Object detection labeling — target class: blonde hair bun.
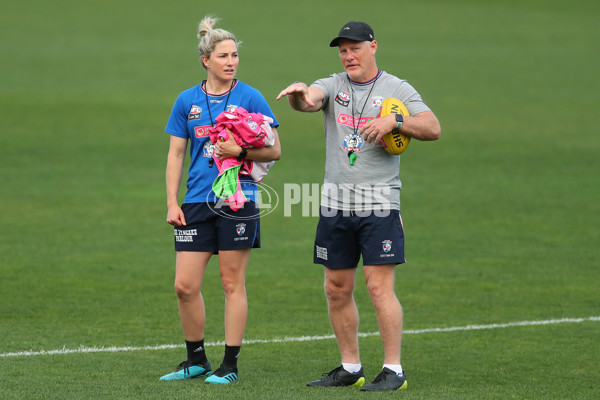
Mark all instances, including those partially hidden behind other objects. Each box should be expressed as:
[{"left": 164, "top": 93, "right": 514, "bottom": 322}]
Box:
[{"left": 197, "top": 16, "right": 218, "bottom": 39}]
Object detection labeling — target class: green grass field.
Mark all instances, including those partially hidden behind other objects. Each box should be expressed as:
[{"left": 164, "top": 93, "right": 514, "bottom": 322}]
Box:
[{"left": 1, "top": 0, "right": 599, "bottom": 398}]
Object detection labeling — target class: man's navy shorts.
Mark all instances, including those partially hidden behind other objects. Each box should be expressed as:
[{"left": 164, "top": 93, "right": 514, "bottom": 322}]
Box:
[
  {"left": 173, "top": 202, "right": 260, "bottom": 252},
  {"left": 314, "top": 207, "right": 406, "bottom": 269}
]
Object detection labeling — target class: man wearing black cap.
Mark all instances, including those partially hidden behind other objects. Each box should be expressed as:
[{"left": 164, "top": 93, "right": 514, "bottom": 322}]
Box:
[{"left": 277, "top": 21, "right": 440, "bottom": 391}]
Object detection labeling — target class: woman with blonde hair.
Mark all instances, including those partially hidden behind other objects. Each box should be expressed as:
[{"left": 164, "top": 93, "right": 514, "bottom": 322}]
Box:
[{"left": 160, "top": 16, "right": 281, "bottom": 385}]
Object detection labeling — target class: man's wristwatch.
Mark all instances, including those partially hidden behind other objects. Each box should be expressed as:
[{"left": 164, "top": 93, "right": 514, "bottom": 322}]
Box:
[
  {"left": 395, "top": 114, "right": 404, "bottom": 130},
  {"left": 237, "top": 147, "right": 248, "bottom": 161}
]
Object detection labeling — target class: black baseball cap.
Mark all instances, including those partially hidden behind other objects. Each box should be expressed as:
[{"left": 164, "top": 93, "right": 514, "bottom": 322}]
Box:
[{"left": 329, "top": 21, "right": 375, "bottom": 47}]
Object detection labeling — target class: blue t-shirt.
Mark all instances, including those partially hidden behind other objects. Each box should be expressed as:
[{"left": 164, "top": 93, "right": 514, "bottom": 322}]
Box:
[{"left": 166, "top": 80, "right": 279, "bottom": 204}]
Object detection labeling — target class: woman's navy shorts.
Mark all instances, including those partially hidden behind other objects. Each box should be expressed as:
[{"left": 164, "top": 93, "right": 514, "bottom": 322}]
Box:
[{"left": 173, "top": 202, "right": 260, "bottom": 252}]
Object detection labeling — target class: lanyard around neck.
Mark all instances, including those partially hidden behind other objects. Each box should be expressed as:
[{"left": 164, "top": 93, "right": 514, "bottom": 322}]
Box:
[
  {"left": 203, "top": 79, "right": 235, "bottom": 127},
  {"left": 347, "top": 72, "right": 379, "bottom": 166},
  {"left": 202, "top": 79, "right": 235, "bottom": 167}
]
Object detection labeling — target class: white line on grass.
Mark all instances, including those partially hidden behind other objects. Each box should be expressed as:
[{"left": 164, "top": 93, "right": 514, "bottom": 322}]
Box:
[{"left": 2, "top": 316, "right": 598, "bottom": 358}]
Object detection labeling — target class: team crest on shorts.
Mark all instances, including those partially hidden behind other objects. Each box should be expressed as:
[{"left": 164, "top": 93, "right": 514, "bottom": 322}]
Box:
[
  {"left": 382, "top": 240, "right": 392, "bottom": 253},
  {"left": 236, "top": 223, "right": 246, "bottom": 236},
  {"left": 343, "top": 134, "right": 363, "bottom": 152}
]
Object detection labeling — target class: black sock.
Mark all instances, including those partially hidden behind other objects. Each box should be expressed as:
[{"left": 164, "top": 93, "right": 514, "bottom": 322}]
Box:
[
  {"left": 185, "top": 339, "right": 207, "bottom": 365},
  {"left": 222, "top": 345, "right": 240, "bottom": 369}
]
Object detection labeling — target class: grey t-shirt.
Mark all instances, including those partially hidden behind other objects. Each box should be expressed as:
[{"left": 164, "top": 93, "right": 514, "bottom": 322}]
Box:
[{"left": 311, "top": 70, "right": 431, "bottom": 211}]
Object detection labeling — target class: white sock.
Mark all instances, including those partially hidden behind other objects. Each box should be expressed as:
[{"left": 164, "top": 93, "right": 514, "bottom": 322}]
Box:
[
  {"left": 383, "top": 364, "right": 404, "bottom": 376},
  {"left": 342, "top": 363, "right": 362, "bottom": 373}
]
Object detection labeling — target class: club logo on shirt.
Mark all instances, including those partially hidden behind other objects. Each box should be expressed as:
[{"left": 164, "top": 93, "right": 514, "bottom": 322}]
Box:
[
  {"left": 335, "top": 90, "right": 350, "bottom": 107},
  {"left": 372, "top": 96, "right": 384, "bottom": 108},
  {"left": 343, "top": 134, "right": 364, "bottom": 152},
  {"left": 188, "top": 105, "right": 202, "bottom": 120}
]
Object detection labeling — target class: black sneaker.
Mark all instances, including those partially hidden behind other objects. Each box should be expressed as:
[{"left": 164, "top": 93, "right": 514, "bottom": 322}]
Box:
[
  {"left": 205, "top": 364, "right": 238, "bottom": 384},
  {"left": 159, "top": 360, "right": 212, "bottom": 380},
  {"left": 307, "top": 365, "right": 365, "bottom": 387},
  {"left": 360, "top": 367, "right": 407, "bottom": 391}
]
